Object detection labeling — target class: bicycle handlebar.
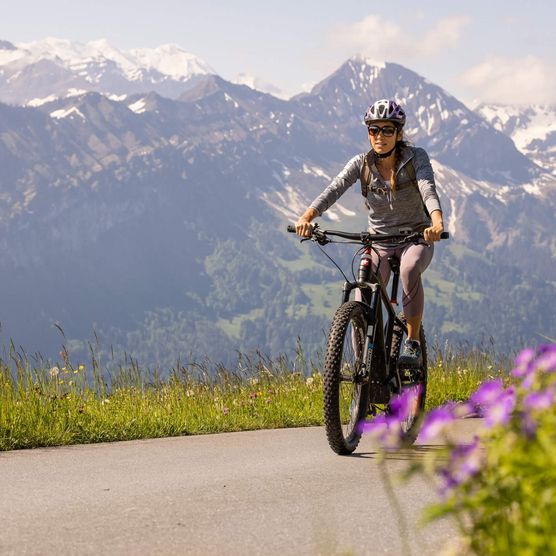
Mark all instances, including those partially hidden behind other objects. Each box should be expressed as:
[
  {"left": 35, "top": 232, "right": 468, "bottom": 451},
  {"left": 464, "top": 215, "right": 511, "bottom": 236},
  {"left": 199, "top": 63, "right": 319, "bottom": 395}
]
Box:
[{"left": 286, "top": 224, "right": 449, "bottom": 243}]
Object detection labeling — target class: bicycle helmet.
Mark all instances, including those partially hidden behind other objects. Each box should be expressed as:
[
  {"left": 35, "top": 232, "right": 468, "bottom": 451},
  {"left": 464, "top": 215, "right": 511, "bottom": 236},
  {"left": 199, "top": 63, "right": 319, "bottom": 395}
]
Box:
[{"left": 364, "top": 99, "right": 406, "bottom": 127}]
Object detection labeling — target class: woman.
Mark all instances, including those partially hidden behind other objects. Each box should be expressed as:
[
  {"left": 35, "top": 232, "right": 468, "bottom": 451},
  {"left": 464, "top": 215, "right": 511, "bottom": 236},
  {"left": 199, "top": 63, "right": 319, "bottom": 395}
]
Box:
[{"left": 295, "top": 99, "right": 444, "bottom": 366}]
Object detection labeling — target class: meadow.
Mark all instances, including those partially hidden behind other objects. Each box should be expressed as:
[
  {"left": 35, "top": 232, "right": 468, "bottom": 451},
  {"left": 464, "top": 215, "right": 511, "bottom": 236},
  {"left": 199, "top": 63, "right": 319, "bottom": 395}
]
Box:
[{"left": 0, "top": 343, "right": 506, "bottom": 451}]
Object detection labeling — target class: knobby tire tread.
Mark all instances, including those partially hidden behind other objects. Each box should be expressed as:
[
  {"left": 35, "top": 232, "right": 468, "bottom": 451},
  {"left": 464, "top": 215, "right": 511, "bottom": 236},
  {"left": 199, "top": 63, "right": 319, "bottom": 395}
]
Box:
[{"left": 323, "top": 301, "right": 370, "bottom": 455}]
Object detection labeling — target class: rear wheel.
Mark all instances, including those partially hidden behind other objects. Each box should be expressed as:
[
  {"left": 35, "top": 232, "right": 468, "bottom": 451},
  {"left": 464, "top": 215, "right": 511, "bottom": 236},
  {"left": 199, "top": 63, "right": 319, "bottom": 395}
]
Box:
[
  {"left": 323, "top": 301, "right": 371, "bottom": 454},
  {"left": 390, "top": 313, "right": 428, "bottom": 444}
]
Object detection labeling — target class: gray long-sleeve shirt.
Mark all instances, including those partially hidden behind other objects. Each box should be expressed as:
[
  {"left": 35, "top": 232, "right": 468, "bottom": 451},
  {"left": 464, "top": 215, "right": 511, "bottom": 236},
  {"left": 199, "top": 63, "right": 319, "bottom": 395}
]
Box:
[{"left": 310, "top": 146, "right": 442, "bottom": 235}]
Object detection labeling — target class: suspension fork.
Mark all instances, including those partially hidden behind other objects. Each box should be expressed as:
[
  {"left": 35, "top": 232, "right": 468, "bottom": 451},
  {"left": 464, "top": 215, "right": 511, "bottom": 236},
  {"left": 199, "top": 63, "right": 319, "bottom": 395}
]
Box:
[
  {"left": 363, "top": 286, "right": 390, "bottom": 403},
  {"left": 384, "top": 256, "right": 401, "bottom": 365}
]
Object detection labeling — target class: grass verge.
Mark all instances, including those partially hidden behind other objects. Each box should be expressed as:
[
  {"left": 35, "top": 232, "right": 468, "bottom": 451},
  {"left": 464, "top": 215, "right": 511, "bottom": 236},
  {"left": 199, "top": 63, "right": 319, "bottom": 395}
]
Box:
[{"left": 0, "top": 345, "right": 507, "bottom": 451}]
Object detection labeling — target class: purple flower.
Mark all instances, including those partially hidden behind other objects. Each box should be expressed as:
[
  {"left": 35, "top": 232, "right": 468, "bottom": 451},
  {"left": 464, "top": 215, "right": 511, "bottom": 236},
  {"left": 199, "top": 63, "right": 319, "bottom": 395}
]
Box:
[
  {"left": 359, "top": 415, "right": 389, "bottom": 437},
  {"left": 523, "top": 388, "right": 555, "bottom": 412},
  {"left": 389, "top": 385, "right": 422, "bottom": 421},
  {"left": 511, "top": 348, "right": 536, "bottom": 377},
  {"left": 470, "top": 379, "right": 504, "bottom": 406},
  {"left": 439, "top": 437, "right": 483, "bottom": 495},
  {"left": 483, "top": 387, "right": 516, "bottom": 428},
  {"left": 419, "top": 405, "right": 456, "bottom": 442},
  {"left": 359, "top": 415, "right": 402, "bottom": 449},
  {"left": 535, "top": 349, "right": 556, "bottom": 374}
]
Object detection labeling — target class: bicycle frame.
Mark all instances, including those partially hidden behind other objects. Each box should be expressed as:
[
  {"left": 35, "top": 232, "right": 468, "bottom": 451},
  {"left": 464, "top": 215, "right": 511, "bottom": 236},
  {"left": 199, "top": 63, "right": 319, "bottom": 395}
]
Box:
[
  {"left": 286, "top": 224, "right": 448, "bottom": 404},
  {"left": 340, "top": 254, "right": 407, "bottom": 403}
]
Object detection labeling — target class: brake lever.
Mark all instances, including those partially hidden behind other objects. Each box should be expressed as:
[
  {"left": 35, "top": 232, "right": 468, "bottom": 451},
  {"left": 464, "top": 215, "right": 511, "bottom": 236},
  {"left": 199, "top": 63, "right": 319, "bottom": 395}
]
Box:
[{"left": 313, "top": 230, "right": 329, "bottom": 245}]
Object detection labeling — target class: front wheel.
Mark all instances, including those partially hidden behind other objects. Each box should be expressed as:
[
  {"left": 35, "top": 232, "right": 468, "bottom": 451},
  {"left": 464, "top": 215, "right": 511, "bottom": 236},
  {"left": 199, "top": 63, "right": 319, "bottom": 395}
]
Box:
[
  {"left": 390, "top": 313, "right": 428, "bottom": 445},
  {"left": 323, "top": 301, "right": 371, "bottom": 454}
]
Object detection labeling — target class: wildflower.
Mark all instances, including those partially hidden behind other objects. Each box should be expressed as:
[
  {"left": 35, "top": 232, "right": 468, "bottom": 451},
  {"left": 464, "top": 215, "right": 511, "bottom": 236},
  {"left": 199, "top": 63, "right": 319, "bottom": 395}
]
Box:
[
  {"left": 305, "top": 377, "right": 314, "bottom": 386},
  {"left": 265, "top": 397, "right": 272, "bottom": 404},
  {"left": 389, "top": 386, "right": 422, "bottom": 421},
  {"left": 511, "top": 347, "right": 540, "bottom": 388},
  {"left": 250, "top": 377, "right": 259, "bottom": 386},
  {"left": 483, "top": 387, "right": 516, "bottom": 428},
  {"left": 50, "top": 366, "right": 59, "bottom": 377},
  {"left": 249, "top": 392, "right": 258, "bottom": 399},
  {"left": 101, "top": 398, "right": 110, "bottom": 405},
  {"left": 455, "top": 439, "right": 483, "bottom": 480},
  {"left": 419, "top": 405, "right": 456, "bottom": 442},
  {"left": 222, "top": 407, "right": 230, "bottom": 415},
  {"left": 535, "top": 344, "right": 556, "bottom": 373},
  {"left": 439, "top": 437, "right": 483, "bottom": 495},
  {"left": 523, "top": 388, "right": 555, "bottom": 412},
  {"left": 512, "top": 347, "right": 536, "bottom": 374},
  {"left": 470, "top": 379, "right": 504, "bottom": 407},
  {"left": 359, "top": 415, "right": 402, "bottom": 449},
  {"left": 185, "top": 389, "right": 195, "bottom": 397}
]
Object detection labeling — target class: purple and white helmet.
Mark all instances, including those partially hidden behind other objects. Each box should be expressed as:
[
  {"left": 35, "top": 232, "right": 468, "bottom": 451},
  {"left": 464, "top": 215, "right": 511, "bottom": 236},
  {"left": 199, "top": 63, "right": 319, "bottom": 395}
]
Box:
[{"left": 364, "top": 99, "right": 406, "bottom": 126}]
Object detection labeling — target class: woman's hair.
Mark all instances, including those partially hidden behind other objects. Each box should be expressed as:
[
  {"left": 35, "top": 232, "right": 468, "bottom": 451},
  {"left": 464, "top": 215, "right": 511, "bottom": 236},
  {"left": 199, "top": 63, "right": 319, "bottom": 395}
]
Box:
[{"left": 389, "top": 131, "right": 411, "bottom": 198}]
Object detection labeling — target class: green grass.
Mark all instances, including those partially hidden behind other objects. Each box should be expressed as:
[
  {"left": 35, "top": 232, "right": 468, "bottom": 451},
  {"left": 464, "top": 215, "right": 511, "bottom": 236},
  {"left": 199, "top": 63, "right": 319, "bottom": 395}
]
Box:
[{"left": 0, "top": 345, "right": 507, "bottom": 451}]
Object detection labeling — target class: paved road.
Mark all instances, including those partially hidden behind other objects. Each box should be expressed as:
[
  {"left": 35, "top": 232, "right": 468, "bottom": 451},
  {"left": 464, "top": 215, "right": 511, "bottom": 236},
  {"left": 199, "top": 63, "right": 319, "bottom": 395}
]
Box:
[{"left": 0, "top": 421, "right": 480, "bottom": 556}]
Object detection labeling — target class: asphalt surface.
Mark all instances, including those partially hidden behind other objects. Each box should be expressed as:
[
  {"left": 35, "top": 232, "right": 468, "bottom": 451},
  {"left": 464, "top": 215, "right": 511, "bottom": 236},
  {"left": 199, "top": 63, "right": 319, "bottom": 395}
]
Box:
[{"left": 0, "top": 420, "right": 480, "bottom": 556}]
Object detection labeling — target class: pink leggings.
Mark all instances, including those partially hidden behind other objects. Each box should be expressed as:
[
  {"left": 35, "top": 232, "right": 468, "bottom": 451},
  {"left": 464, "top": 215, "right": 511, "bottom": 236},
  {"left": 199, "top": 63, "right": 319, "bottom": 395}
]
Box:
[{"left": 355, "top": 241, "right": 434, "bottom": 318}]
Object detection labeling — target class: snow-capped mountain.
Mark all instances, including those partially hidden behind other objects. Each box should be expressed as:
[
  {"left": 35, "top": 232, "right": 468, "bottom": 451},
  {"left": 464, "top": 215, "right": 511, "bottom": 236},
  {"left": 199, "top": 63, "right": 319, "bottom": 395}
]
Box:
[
  {"left": 232, "top": 73, "right": 288, "bottom": 99},
  {"left": 0, "top": 52, "right": 554, "bottom": 365},
  {"left": 475, "top": 103, "right": 556, "bottom": 174},
  {"left": 0, "top": 38, "right": 216, "bottom": 104},
  {"left": 292, "top": 56, "right": 539, "bottom": 184}
]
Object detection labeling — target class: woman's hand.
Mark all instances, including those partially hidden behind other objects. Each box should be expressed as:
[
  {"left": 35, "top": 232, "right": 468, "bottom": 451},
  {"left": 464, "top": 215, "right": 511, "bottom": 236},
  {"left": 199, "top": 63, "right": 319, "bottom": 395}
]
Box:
[
  {"left": 296, "top": 208, "right": 318, "bottom": 237},
  {"left": 423, "top": 210, "right": 444, "bottom": 242}
]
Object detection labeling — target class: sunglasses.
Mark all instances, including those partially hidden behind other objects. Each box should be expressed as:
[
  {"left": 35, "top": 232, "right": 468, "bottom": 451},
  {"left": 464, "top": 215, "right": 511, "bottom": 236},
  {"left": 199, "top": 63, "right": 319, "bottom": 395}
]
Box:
[{"left": 367, "top": 125, "right": 398, "bottom": 137}]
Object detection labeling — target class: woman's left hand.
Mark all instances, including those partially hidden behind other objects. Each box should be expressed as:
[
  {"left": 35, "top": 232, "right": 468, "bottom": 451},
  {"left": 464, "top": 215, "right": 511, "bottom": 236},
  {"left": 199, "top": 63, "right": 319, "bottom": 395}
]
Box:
[
  {"left": 423, "top": 224, "right": 444, "bottom": 242},
  {"left": 423, "top": 210, "right": 444, "bottom": 242}
]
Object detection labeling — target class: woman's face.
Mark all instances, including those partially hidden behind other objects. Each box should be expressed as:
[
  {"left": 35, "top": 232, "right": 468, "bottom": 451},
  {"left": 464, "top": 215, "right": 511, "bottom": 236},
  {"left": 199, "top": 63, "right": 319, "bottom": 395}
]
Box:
[{"left": 367, "top": 122, "right": 400, "bottom": 155}]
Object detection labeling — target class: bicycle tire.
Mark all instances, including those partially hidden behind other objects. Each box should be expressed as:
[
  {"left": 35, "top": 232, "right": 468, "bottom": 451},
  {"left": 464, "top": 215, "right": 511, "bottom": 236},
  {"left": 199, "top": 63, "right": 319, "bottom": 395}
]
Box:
[
  {"left": 323, "top": 301, "right": 371, "bottom": 455},
  {"left": 390, "top": 312, "right": 428, "bottom": 445}
]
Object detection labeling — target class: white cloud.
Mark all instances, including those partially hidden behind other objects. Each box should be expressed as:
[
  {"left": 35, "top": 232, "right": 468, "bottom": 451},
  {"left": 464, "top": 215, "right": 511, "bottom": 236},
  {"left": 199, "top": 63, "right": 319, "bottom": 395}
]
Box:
[
  {"left": 461, "top": 56, "right": 556, "bottom": 105},
  {"left": 330, "top": 15, "right": 470, "bottom": 61}
]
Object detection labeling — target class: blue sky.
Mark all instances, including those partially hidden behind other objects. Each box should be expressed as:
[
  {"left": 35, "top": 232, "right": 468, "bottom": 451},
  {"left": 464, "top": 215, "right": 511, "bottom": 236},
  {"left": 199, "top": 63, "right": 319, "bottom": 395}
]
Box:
[{"left": 3, "top": 0, "right": 555, "bottom": 104}]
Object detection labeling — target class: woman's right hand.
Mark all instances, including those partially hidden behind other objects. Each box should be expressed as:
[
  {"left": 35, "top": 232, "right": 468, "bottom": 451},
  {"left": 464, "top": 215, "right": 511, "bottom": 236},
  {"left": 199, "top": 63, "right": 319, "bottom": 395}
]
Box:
[
  {"left": 295, "top": 208, "right": 318, "bottom": 237},
  {"left": 295, "top": 217, "right": 314, "bottom": 237}
]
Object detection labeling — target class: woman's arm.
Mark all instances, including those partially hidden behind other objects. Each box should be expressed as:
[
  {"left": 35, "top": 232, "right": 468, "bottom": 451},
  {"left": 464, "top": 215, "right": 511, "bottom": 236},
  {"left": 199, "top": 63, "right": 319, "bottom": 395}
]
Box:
[
  {"left": 295, "top": 154, "right": 364, "bottom": 237},
  {"left": 424, "top": 209, "right": 444, "bottom": 242},
  {"left": 413, "top": 148, "right": 444, "bottom": 241},
  {"left": 413, "top": 148, "right": 442, "bottom": 217}
]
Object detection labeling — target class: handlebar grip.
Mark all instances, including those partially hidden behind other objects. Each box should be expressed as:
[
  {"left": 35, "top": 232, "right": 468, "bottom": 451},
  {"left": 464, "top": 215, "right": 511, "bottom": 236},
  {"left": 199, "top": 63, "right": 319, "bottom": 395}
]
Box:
[
  {"left": 287, "top": 225, "right": 296, "bottom": 233},
  {"left": 440, "top": 232, "right": 450, "bottom": 239}
]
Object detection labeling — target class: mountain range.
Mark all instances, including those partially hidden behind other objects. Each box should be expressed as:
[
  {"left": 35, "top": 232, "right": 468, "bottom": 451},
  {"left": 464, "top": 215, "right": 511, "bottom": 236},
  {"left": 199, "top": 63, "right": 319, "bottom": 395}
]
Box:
[{"left": 0, "top": 38, "right": 554, "bottom": 368}]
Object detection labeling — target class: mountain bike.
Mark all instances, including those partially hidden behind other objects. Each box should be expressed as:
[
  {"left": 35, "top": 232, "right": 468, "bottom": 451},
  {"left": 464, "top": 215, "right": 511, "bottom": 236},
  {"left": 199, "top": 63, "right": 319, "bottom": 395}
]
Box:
[{"left": 287, "top": 224, "right": 449, "bottom": 454}]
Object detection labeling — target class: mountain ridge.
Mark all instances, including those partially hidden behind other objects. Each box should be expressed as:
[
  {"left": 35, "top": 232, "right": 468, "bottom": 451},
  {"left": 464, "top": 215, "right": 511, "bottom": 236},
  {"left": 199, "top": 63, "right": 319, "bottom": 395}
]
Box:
[{"left": 0, "top": 52, "right": 554, "bottom": 366}]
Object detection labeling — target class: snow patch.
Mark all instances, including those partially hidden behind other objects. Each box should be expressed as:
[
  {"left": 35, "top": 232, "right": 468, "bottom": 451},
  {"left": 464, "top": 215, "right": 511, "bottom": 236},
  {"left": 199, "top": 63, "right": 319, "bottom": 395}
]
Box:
[
  {"left": 128, "top": 98, "right": 147, "bottom": 114},
  {"left": 27, "top": 94, "right": 58, "bottom": 107},
  {"left": 223, "top": 92, "right": 239, "bottom": 108},
  {"left": 523, "top": 183, "right": 542, "bottom": 196},
  {"left": 302, "top": 164, "right": 331, "bottom": 180},
  {"left": 50, "top": 106, "right": 86, "bottom": 120}
]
